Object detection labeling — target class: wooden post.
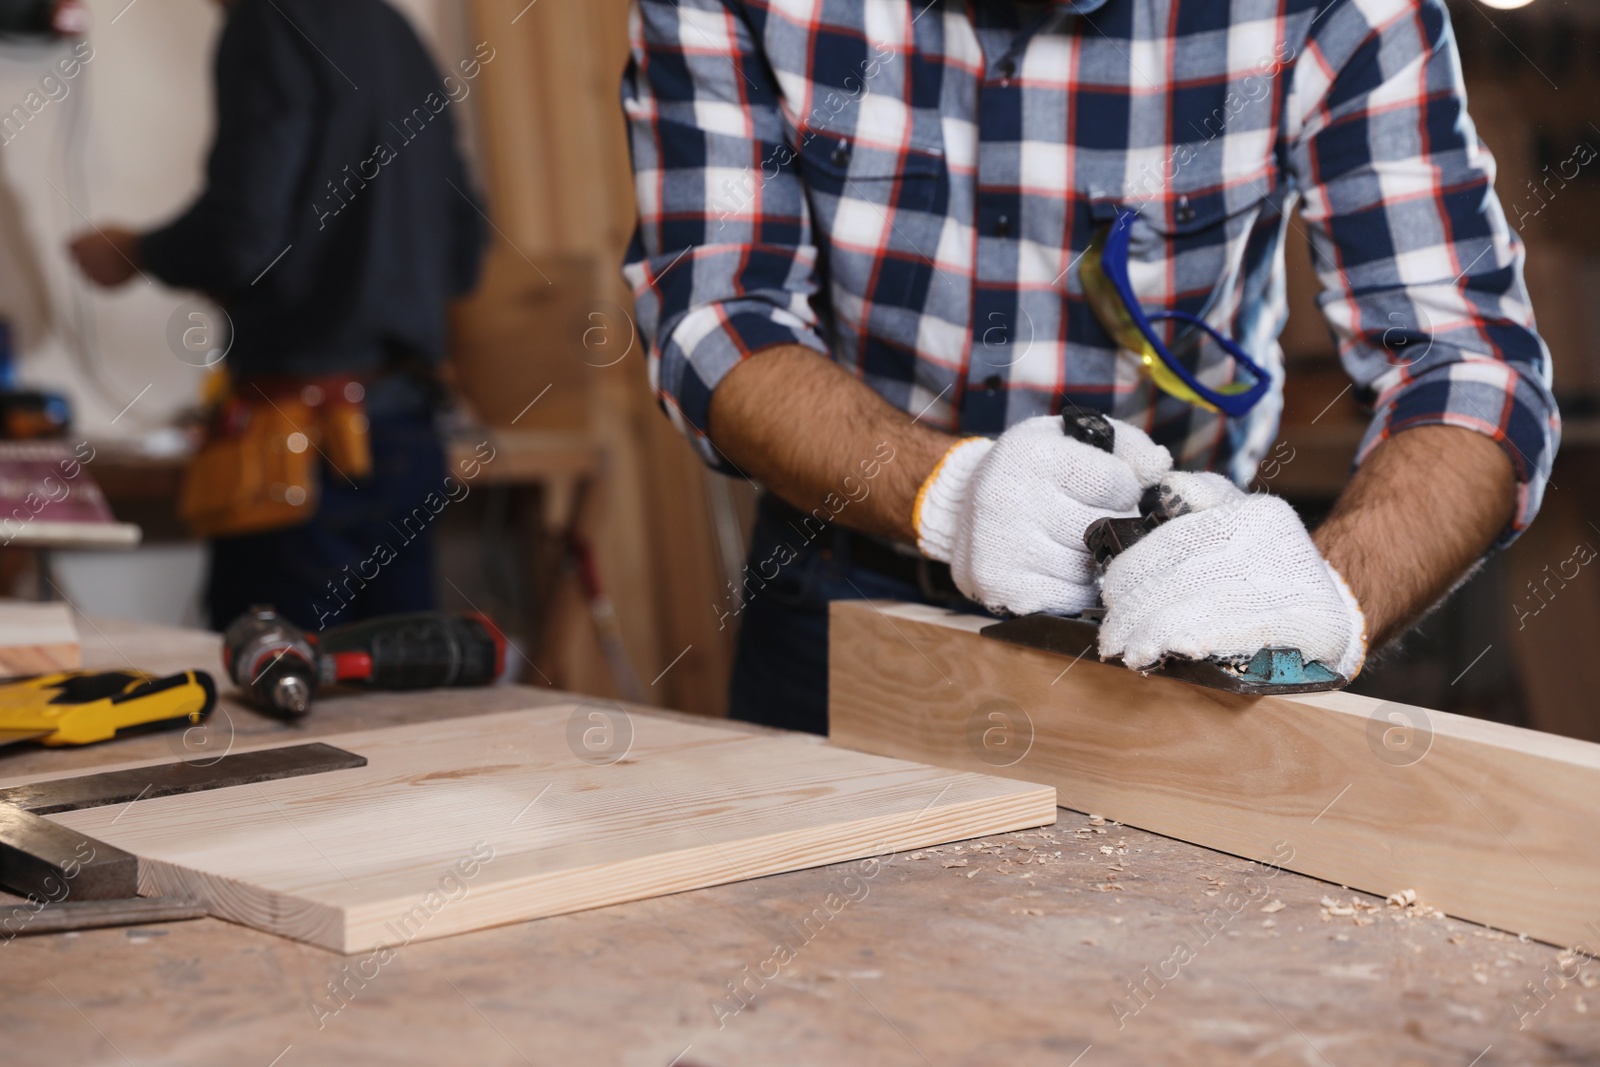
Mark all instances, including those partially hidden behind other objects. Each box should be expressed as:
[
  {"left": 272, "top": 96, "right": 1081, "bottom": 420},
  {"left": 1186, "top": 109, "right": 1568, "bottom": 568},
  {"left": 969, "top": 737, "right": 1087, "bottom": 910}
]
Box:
[
  {"left": 829, "top": 600, "right": 1600, "bottom": 948},
  {"left": 457, "top": 0, "right": 743, "bottom": 712}
]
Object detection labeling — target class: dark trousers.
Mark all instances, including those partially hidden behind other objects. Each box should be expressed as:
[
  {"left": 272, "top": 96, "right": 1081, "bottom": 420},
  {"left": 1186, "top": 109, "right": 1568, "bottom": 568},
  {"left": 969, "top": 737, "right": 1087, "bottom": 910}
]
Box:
[
  {"left": 206, "top": 406, "right": 447, "bottom": 633},
  {"left": 727, "top": 496, "right": 987, "bottom": 735}
]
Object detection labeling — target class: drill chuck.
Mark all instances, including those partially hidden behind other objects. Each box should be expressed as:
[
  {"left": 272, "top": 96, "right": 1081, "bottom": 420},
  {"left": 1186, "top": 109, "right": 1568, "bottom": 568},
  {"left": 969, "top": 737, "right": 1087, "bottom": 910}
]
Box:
[{"left": 221, "top": 606, "right": 318, "bottom": 718}]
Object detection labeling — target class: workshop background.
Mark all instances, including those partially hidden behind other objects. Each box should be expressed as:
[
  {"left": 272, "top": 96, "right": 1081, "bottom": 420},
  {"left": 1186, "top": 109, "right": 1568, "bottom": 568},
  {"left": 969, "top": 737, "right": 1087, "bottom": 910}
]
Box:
[{"left": 0, "top": 0, "right": 1594, "bottom": 737}]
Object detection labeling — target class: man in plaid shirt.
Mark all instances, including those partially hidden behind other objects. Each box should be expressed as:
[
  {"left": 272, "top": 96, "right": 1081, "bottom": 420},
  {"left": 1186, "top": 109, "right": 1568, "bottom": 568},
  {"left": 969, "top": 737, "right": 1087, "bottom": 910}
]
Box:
[{"left": 623, "top": 0, "right": 1559, "bottom": 733}]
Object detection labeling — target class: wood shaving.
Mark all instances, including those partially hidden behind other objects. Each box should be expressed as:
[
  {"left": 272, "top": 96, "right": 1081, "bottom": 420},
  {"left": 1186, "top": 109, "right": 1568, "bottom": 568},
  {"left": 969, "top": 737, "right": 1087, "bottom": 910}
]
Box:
[
  {"left": 1387, "top": 888, "right": 1417, "bottom": 908},
  {"left": 1320, "top": 895, "right": 1356, "bottom": 917},
  {"left": 1087, "top": 814, "right": 1106, "bottom": 825},
  {"left": 1261, "top": 900, "right": 1286, "bottom": 914},
  {"left": 942, "top": 859, "right": 969, "bottom": 868}
]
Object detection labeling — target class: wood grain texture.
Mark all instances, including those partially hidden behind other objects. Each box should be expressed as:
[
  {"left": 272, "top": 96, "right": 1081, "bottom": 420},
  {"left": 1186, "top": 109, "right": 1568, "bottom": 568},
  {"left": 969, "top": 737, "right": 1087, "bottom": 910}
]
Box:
[
  {"left": 828, "top": 600, "right": 1600, "bottom": 949},
  {"left": 0, "top": 601, "right": 79, "bottom": 677},
  {"left": 33, "top": 706, "right": 1054, "bottom": 953},
  {"left": 6, "top": 619, "right": 1598, "bottom": 1065}
]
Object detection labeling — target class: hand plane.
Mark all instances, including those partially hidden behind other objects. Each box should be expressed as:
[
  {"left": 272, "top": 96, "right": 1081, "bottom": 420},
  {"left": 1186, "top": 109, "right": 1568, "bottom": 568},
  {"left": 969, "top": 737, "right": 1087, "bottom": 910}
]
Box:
[{"left": 979, "top": 413, "right": 1349, "bottom": 696}]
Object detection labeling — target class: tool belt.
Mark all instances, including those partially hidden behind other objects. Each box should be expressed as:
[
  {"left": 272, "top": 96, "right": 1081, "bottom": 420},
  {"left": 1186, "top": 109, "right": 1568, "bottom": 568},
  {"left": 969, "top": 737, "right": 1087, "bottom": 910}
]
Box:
[{"left": 179, "top": 374, "right": 373, "bottom": 539}]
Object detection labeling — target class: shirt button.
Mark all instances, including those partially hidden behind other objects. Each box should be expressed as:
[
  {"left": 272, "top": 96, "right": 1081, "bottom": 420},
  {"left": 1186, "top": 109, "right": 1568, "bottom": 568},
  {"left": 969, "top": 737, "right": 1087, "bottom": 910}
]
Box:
[
  {"left": 993, "top": 215, "right": 1012, "bottom": 238},
  {"left": 830, "top": 142, "right": 850, "bottom": 167},
  {"left": 996, "top": 57, "right": 1016, "bottom": 81},
  {"left": 983, "top": 374, "right": 1003, "bottom": 392},
  {"left": 1175, "top": 197, "right": 1196, "bottom": 224}
]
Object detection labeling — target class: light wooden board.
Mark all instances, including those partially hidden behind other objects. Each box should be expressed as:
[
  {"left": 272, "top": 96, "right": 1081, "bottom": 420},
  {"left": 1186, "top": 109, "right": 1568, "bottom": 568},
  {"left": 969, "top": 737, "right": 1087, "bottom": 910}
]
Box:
[
  {"left": 3, "top": 520, "right": 141, "bottom": 548},
  {"left": 0, "top": 601, "right": 79, "bottom": 676},
  {"left": 828, "top": 600, "right": 1600, "bottom": 949},
  {"left": 30, "top": 705, "right": 1055, "bottom": 953}
]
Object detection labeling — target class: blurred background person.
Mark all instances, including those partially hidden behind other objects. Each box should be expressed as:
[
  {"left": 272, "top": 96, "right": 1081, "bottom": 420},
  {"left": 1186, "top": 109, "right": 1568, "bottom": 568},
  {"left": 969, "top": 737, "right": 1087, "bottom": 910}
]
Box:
[{"left": 66, "top": 0, "right": 485, "bottom": 632}]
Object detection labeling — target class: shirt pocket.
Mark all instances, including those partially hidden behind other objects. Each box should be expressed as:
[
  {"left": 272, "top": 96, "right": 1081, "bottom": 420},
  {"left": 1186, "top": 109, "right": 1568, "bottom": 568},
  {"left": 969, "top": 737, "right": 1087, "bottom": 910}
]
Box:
[
  {"left": 796, "top": 126, "right": 946, "bottom": 307},
  {"left": 1108, "top": 173, "right": 1280, "bottom": 326}
]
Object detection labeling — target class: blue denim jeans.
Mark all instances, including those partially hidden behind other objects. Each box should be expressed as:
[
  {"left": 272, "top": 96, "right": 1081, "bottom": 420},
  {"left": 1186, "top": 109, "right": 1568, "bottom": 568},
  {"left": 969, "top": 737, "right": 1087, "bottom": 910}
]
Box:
[
  {"left": 727, "top": 497, "right": 990, "bottom": 735},
  {"left": 206, "top": 402, "right": 446, "bottom": 633}
]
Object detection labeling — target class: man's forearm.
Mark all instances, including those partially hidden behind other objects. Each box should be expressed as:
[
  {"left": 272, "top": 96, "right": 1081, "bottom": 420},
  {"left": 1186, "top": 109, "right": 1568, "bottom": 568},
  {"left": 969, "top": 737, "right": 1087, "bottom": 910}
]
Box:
[
  {"left": 1313, "top": 425, "right": 1516, "bottom": 652},
  {"left": 706, "top": 345, "right": 957, "bottom": 543}
]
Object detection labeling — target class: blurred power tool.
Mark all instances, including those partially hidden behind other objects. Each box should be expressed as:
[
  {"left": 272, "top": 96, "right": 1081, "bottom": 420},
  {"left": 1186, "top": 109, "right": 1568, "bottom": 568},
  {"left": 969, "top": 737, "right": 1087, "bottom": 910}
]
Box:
[
  {"left": 222, "top": 607, "right": 506, "bottom": 717},
  {"left": 0, "top": 669, "right": 216, "bottom": 747},
  {"left": 981, "top": 412, "right": 1349, "bottom": 696}
]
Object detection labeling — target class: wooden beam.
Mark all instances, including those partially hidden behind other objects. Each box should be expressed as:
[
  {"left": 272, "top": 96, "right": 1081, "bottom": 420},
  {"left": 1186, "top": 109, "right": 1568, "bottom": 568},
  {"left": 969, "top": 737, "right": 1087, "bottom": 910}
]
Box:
[
  {"left": 459, "top": 0, "right": 742, "bottom": 716},
  {"left": 828, "top": 600, "right": 1600, "bottom": 949}
]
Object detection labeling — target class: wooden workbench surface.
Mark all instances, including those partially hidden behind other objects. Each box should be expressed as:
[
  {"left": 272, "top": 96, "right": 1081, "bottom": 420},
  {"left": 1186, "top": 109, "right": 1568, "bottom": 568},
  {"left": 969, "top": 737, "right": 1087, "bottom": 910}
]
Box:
[{"left": 0, "top": 618, "right": 1594, "bottom": 1066}]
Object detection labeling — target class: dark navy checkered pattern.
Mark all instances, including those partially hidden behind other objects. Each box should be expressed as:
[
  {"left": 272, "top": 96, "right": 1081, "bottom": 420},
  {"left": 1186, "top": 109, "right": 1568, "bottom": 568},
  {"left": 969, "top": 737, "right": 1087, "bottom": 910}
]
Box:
[{"left": 622, "top": 0, "right": 1559, "bottom": 537}]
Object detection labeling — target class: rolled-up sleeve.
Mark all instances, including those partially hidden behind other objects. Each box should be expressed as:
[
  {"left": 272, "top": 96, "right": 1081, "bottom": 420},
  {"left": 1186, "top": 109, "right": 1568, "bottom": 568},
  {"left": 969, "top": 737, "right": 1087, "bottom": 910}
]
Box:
[
  {"left": 621, "top": 0, "right": 829, "bottom": 469},
  {"left": 1288, "top": 0, "right": 1559, "bottom": 542}
]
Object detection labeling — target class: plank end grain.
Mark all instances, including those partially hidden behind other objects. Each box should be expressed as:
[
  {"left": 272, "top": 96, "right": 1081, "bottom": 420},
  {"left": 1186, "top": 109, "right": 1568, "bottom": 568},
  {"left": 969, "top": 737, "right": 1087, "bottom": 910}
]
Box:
[{"left": 827, "top": 600, "right": 1600, "bottom": 949}]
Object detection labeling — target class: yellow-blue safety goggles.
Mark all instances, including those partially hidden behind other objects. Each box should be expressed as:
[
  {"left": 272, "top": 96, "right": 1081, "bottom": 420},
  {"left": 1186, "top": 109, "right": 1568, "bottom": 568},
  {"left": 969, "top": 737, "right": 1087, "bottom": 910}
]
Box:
[{"left": 1081, "top": 207, "right": 1272, "bottom": 418}]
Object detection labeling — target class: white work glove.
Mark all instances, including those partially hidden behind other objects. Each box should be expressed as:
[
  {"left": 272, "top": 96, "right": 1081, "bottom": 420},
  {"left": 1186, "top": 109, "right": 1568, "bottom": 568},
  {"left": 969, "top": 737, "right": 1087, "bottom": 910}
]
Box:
[
  {"left": 914, "top": 415, "right": 1172, "bottom": 616},
  {"left": 1098, "top": 471, "right": 1368, "bottom": 679}
]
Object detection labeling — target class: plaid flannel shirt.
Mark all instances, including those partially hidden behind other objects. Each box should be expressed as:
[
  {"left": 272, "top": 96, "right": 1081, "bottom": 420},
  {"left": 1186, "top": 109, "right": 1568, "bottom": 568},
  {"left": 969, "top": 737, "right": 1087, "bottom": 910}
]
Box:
[{"left": 622, "top": 0, "right": 1559, "bottom": 538}]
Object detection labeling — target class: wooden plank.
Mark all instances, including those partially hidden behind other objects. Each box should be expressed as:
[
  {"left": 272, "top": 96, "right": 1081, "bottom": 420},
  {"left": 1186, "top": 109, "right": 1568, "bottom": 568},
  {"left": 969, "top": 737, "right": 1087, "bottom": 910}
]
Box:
[
  {"left": 0, "top": 601, "right": 79, "bottom": 677},
  {"left": 459, "top": 0, "right": 743, "bottom": 718},
  {"left": 828, "top": 600, "right": 1600, "bottom": 949},
  {"left": 32, "top": 706, "right": 1054, "bottom": 953},
  {"left": 2, "top": 521, "right": 141, "bottom": 548}
]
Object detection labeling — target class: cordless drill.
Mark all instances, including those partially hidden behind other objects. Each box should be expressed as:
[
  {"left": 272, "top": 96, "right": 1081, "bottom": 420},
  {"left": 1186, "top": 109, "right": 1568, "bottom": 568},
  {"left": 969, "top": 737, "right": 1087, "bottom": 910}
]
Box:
[{"left": 222, "top": 607, "right": 506, "bottom": 717}]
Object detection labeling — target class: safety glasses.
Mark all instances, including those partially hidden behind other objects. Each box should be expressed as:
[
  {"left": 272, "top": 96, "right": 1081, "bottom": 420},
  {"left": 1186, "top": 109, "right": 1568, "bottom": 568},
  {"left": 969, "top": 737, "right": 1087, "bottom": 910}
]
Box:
[{"left": 1080, "top": 207, "right": 1271, "bottom": 418}]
